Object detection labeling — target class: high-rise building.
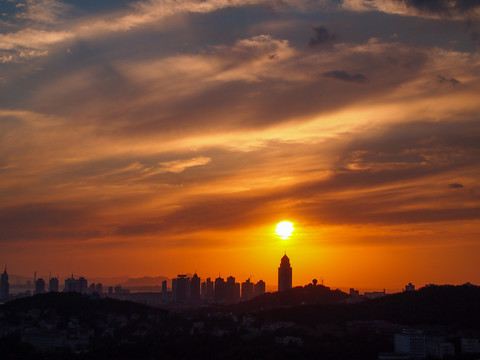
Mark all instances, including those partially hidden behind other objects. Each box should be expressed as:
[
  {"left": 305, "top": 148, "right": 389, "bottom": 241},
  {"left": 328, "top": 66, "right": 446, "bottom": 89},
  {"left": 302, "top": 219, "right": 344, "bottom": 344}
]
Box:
[
  {"left": 89, "top": 283, "right": 96, "bottom": 294},
  {"left": 64, "top": 275, "right": 76, "bottom": 292},
  {"left": 190, "top": 273, "right": 200, "bottom": 303},
  {"left": 49, "top": 277, "right": 59, "bottom": 292},
  {"left": 234, "top": 282, "right": 240, "bottom": 300},
  {"left": 162, "top": 280, "right": 167, "bottom": 294},
  {"left": 241, "top": 278, "right": 254, "bottom": 300},
  {"left": 34, "top": 278, "right": 46, "bottom": 294},
  {"left": 226, "top": 276, "right": 236, "bottom": 301},
  {"left": 254, "top": 280, "right": 266, "bottom": 297},
  {"left": 171, "top": 278, "right": 177, "bottom": 299},
  {"left": 0, "top": 267, "right": 9, "bottom": 302},
  {"left": 64, "top": 275, "right": 88, "bottom": 293},
  {"left": 77, "top": 277, "right": 88, "bottom": 294},
  {"left": 214, "top": 276, "right": 226, "bottom": 302},
  {"left": 176, "top": 275, "right": 189, "bottom": 302},
  {"left": 278, "top": 253, "right": 292, "bottom": 292},
  {"left": 206, "top": 278, "right": 214, "bottom": 300},
  {"left": 95, "top": 283, "right": 103, "bottom": 294},
  {"left": 201, "top": 281, "right": 207, "bottom": 299}
]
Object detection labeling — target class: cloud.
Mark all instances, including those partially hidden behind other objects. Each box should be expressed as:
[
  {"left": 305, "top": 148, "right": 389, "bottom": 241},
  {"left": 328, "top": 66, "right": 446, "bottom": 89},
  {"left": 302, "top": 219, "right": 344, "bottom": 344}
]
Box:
[
  {"left": 324, "top": 70, "right": 368, "bottom": 83},
  {"left": 342, "top": 0, "right": 480, "bottom": 19},
  {"left": 158, "top": 156, "right": 212, "bottom": 173},
  {"left": 400, "top": 0, "right": 480, "bottom": 17},
  {"left": 20, "top": 0, "right": 70, "bottom": 24},
  {"left": 308, "top": 25, "right": 336, "bottom": 47},
  {"left": 449, "top": 183, "right": 464, "bottom": 188},
  {"left": 0, "top": 28, "right": 73, "bottom": 50},
  {"left": 0, "top": 203, "right": 102, "bottom": 241},
  {"left": 437, "top": 75, "right": 460, "bottom": 85}
]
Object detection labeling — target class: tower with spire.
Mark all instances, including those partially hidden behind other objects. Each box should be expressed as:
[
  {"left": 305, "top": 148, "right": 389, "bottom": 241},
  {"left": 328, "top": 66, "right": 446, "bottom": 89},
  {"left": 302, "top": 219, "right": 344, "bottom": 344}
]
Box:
[
  {"left": 0, "top": 266, "right": 9, "bottom": 302},
  {"left": 278, "top": 253, "right": 292, "bottom": 292}
]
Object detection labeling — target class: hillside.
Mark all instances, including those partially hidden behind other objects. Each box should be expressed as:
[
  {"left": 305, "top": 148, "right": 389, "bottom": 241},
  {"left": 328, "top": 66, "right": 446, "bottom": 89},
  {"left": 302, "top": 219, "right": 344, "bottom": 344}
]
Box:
[{"left": 244, "top": 284, "right": 480, "bottom": 330}]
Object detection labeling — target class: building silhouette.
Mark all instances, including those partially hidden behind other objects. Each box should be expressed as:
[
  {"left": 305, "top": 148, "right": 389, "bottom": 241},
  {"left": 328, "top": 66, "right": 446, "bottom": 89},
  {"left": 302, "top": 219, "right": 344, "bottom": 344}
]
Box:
[
  {"left": 34, "top": 278, "right": 46, "bottom": 294},
  {"left": 190, "top": 273, "right": 200, "bottom": 303},
  {"left": 64, "top": 275, "right": 76, "bottom": 292},
  {"left": 404, "top": 283, "right": 415, "bottom": 292},
  {"left": 226, "top": 276, "right": 238, "bottom": 302},
  {"left": 214, "top": 276, "right": 226, "bottom": 302},
  {"left": 241, "top": 278, "right": 254, "bottom": 300},
  {"left": 95, "top": 283, "right": 103, "bottom": 294},
  {"left": 89, "top": 283, "right": 96, "bottom": 294},
  {"left": 49, "top": 277, "right": 59, "bottom": 292},
  {"left": 64, "top": 275, "right": 88, "bottom": 294},
  {"left": 0, "top": 267, "right": 9, "bottom": 302},
  {"left": 176, "top": 275, "right": 189, "bottom": 302},
  {"left": 206, "top": 277, "right": 214, "bottom": 300},
  {"left": 278, "top": 253, "right": 292, "bottom": 292},
  {"left": 254, "top": 280, "right": 266, "bottom": 297}
]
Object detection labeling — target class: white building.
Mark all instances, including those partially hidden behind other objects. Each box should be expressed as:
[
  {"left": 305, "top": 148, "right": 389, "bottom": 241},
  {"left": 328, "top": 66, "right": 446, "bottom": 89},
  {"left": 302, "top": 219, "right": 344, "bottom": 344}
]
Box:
[
  {"left": 426, "top": 339, "right": 455, "bottom": 359},
  {"left": 461, "top": 338, "right": 480, "bottom": 354},
  {"left": 394, "top": 329, "right": 425, "bottom": 359}
]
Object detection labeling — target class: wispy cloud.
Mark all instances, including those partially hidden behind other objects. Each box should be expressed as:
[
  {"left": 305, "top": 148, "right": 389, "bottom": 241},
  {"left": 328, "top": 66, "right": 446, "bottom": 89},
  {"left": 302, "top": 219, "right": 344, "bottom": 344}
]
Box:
[{"left": 159, "top": 156, "right": 212, "bottom": 173}]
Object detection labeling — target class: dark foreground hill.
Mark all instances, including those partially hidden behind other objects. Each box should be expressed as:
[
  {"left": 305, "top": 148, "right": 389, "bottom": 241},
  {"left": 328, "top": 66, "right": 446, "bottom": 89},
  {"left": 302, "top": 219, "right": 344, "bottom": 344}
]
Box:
[
  {"left": 222, "top": 284, "right": 349, "bottom": 312},
  {"left": 1, "top": 285, "right": 480, "bottom": 359},
  {"left": 2, "top": 291, "right": 167, "bottom": 318},
  {"left": 240, "top": 284, "right": 480, "bottom": 330}
]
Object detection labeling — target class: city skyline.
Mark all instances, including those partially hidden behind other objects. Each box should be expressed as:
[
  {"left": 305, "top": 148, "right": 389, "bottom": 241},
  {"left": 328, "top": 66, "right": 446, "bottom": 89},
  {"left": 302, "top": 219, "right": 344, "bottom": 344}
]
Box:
[
  {"left": 1, "top": 0, "right": 480, "bottom": 290},
  {"left": 3, "top": 252, "right": 449, "bottom": 307}
]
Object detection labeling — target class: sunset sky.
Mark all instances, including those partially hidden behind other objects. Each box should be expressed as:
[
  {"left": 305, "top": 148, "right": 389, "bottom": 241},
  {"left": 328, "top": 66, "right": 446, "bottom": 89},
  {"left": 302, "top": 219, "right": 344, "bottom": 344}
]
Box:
[{"left": 1, "top": 0, "right": 480, "bottom": 291}]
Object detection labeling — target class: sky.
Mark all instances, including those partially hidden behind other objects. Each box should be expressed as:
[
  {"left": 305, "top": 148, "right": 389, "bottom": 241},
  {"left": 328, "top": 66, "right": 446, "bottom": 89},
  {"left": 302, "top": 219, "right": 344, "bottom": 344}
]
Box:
[{"left": 1, "top": 0, "right": 479, "bottom": 291}]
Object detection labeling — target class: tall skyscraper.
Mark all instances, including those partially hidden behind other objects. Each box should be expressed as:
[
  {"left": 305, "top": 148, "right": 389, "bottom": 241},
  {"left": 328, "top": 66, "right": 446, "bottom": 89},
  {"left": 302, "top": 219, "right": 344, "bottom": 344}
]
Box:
[
  {"left": 64, "top": 275, "right": 76, "bottom": 292},
  {"left": 214, "top": 276, "right": 226, "bottom": 302},
  {"left": 206, "top": 277, "right": 214, "bottom": 300},
  {"left": 0, "top": 267, "right": 9, "bottom": 302},
  {"left": 201, "top": 281, "right": 207, "bottom": 299},
  {"left": 254, "top": 280, "right": 266, "bottom": 297},
  {"left": 176, "top": 275, "right": 189, "bottom": 302},
  {"left": 34, "top": 278, "right": 46, "bottom": 294},
  {"left": 49, "top": 277, "right": 59, "bottom": 292},
  {"left": 241, "top": 278, "right": 254, "bottom": 300},
  {"left": 278, "top": 253, "right": 292, "bottom": 292},
  {"left": 190, "top": 273, "right": 200, "bottom": 303},
  {"left": 77, "top": 277, "right": 88, "bottom": 294},
  {"left": 226, "top": 276, "right": 236, "bottom": 301},
  {"left": 95, "top": 283, "right": 103, "bottom": 294},
  {"left": 64, "top": 275, "right": 88, "bottom": 293}
]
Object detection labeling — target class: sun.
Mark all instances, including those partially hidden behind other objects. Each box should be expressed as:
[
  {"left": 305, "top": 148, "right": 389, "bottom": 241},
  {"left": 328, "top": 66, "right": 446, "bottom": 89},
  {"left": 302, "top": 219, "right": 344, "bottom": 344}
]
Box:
[{"left": 275, "top": 221, "right": 294, "bottom": 239}]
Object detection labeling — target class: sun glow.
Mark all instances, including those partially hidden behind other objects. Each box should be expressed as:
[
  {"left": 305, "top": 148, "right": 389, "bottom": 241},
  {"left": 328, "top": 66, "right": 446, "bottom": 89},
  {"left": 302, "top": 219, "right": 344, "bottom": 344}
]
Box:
[{"left": 275, "top": 221, "right": 294, "bottom": 239}]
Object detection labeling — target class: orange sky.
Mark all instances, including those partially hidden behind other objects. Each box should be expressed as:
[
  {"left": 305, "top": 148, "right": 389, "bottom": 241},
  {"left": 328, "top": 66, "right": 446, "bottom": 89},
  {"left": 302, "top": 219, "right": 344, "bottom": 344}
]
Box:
[{"left": 1, "top": 0, "right": 480, "bottom": 291}]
